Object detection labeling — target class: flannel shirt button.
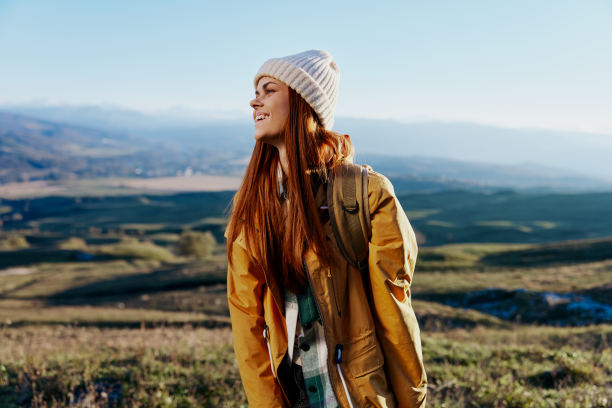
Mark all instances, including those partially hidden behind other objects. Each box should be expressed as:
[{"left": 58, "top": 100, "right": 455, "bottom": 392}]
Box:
[
  {"left": 308, "top": 385, "right": 317, "bottom": 393},
  {"left": 300, "top": 343, "right": 311, "bottom": 352}
]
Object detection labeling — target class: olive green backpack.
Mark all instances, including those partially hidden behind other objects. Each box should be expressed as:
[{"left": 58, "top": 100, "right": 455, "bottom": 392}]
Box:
[{"left": 327, "top": 162, "right": 372, "bottom": 275}]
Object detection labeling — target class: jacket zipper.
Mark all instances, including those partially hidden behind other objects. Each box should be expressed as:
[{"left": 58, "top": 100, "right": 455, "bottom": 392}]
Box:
[
  {"left": 330, "top": 267, "right": 342, "bottom": 317},
  {"left": 263, "top": 325, "right": 276, "bottom": 378},
  {"left": 303, "top": 259, "right": 353, "bottom": 408}
]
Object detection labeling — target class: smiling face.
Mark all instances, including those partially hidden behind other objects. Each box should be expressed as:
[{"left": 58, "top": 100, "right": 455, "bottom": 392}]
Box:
[{"left": 250, "top": 76, "right": 290, "bottom": 146}]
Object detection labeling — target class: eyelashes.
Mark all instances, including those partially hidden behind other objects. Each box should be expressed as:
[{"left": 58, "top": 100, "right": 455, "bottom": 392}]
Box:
[{"left": 254, "top": 89, "right": 275, "bottom": 97}]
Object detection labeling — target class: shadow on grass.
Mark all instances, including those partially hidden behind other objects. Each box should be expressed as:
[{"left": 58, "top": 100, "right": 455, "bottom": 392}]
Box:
[
  {"left": 0, "top": 248, "right": 77, "bottom": 269},
  {"left": 416, "top": 312, "right": 510, "bottom": 331},
  {"left": 0, "top": 278, "right": 42, "bottom": 298},
  {"left": 0, "top": 247, "right": 141, "bottom": 269},
  {"left": 481, "top": 238, "right": 612, "bottom": 267},
  {"left": 45, "top": 262, "right": 226, "bottom": 304}
]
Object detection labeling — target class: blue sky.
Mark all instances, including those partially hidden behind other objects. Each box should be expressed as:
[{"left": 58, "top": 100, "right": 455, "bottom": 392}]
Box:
[{"left": 1, "top": 0, "right": 611, "bottom": 134}]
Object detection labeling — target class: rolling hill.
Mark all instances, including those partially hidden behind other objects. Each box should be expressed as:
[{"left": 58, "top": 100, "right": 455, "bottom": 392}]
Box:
[
  {"left": 0, "top": 112, "right": 244, "bottom": 184},
  {"left": 1, "top": 108, "right": 610, "bottom": 192}
]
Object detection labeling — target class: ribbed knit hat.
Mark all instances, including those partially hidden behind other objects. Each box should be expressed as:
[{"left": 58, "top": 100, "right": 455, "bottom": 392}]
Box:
[{"left": 254, "top": 49, "right": 339, "bottom": 130}]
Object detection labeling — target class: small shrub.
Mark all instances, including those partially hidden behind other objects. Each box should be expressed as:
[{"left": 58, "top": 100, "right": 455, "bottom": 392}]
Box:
[
  {"left": 0, "top": 233, "right": 29, "bottom": 250},
  {"left": 58, "top": 237, "right": 88, "bottom": 251},
  {"left": 177, "top": 230, "right": 217, "bottom": 259}
]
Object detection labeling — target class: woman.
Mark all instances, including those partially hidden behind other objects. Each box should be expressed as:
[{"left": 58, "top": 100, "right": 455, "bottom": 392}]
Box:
[{"left": 226, "top": 50, "right": 427, "bottom": 408}]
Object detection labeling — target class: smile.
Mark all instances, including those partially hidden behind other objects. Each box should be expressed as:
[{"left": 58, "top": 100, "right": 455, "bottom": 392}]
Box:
[{"left": 255, "top": 112, "right": 270, "bottom": 122}]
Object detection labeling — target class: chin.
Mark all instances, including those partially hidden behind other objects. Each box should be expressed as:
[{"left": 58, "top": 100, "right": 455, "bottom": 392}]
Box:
[
  {"left": 253, "top": 133, "right": 269, "bottom": 142},
  {"left": 254, "top": 131, "right": 283, "bottom": 146}
]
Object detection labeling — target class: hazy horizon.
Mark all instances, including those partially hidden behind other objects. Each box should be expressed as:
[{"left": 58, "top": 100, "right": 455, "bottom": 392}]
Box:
[
  {"left": 3, "top": 104, "right": 612, "bottom": 183},
  {"left": 3, "top": 101, "right": 612, "bottom": 139}
]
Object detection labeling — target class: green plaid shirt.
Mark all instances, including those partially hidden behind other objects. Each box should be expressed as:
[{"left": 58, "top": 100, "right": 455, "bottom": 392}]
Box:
[
  {"left": 279, "top": 172, "right": 342, "bottom": 407},
  {"left": 285, "top": 285, "right": 339, "bottom": 408}
]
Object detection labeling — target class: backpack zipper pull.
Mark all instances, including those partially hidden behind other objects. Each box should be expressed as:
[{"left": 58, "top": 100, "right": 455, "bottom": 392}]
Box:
[
  {"left": 334, "top": 344, "right": 343, "bottom": 363},
  {"left": 262, "top": 325, "right": 276, "bottom": 378},
  {"left": 335, "top": 344, "right": 354, "bottom": 408}
]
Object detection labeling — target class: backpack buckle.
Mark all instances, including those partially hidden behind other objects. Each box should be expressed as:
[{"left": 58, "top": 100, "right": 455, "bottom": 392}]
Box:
[{"left": 342, "top": 201, "right": 359, "bottom": 214}]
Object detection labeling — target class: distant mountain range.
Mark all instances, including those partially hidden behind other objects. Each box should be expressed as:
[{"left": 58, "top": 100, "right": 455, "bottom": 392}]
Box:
[
  {"left": 0, "top": 112, "right": 244, "bottom": 183},
  {"left": 358, "top": 154, "right": 607, "bottom": 192},
  {"left": 1, "top": 105, "right": 610, "bottom": 192},
  {"left": 0, "top": 111, "right": 136, "bottom": 182},
  {"left": 335, "top": 118, "right": 612, "bottom": 182},
  {"left": 0, "top": 104, "right": 255, "bottom": 155}
]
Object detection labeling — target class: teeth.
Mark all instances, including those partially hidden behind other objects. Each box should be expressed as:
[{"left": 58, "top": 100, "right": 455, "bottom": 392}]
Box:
[{"left": 256, "top": 114, "right": 269, "bottom": 121}]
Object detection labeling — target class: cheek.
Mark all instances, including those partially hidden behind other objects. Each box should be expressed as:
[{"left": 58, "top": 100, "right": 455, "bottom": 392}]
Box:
[
  {"left": 277, "top": 104, "right": 290, "bottom": 127},
  {"left": 275, "top": 91, "right": 290, "bottom": 126},
  {"left": 277, "top": 112, "right": 288, "bottom": 129}
]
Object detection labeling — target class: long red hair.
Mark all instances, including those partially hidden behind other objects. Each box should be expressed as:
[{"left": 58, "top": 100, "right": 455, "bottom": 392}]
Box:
[{"left": 226, "top": 88, "right": 353, "bottom": 293}]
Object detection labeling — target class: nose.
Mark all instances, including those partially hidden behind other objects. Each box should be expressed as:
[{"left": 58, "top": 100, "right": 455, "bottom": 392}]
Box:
[{"left": 250, "top": 97, "right": 262, "bottom": 109}]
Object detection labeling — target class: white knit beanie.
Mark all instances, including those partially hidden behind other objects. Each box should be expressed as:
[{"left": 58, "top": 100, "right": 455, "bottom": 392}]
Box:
[{"left": 254, "top": 49, "right": 339, "bottom": 130}]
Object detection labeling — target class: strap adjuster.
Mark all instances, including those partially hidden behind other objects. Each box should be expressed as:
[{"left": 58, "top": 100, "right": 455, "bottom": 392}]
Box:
[{"left": 342, "top": 201, "right": 359, "bottom": 214}]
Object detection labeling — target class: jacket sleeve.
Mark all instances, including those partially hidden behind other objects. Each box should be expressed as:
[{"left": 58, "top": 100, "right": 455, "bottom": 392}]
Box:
[
  {"left": 366, "top": 172, "right": 427, "bottom": 408},
  {"left": 227, "top": 236, "right": 287, "bottom": 407}
]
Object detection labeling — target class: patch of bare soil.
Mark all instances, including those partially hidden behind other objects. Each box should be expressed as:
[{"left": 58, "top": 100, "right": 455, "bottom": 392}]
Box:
[
  {"left": 117, "top": 175, "right": 241, "bottom": 191},
  {"left": 0, "top": 180, "right": 65, "bottom": 198},
  {"left": 0, "top": 267, "right": 36, "bottom": 277},
  {"left": 0, "top": 175, "right": 242, "bottom": 198}
]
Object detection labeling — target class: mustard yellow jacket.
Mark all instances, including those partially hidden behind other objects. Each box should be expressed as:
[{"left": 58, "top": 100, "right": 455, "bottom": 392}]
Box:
[{"left": 227, "top": 170, "right": 427, "bottom": 407}]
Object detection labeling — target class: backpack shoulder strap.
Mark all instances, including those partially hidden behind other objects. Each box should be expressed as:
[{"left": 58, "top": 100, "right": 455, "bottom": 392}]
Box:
[{"left": 327, "top": 162, "right": 371, "bottom": 274}]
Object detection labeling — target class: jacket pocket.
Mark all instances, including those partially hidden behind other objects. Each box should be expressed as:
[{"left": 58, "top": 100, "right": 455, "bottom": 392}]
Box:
[
  {"left": 345, "top": 333, "right": 396, "bottom": 408},
  {"left": 346, "top": 332, "right": 384, "bottom": 378}
]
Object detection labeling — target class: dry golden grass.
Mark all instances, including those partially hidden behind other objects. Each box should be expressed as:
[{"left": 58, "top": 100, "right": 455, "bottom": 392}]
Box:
[
  {"left": 2, "top": 323, "right": 611, "bottom": 407},
  {"left": 0, "top": 325, "right": 244, "bottom": 407},
  {"left": 0, "top": 325, "right": 233, "bottom": 362},
  {"left": 0, "top": 300, "right": 229, "bottom": 329}
]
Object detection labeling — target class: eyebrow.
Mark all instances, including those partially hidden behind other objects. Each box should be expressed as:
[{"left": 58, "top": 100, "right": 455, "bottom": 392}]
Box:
[{"left": 255, "top": 81, "right": 278, "bottom": 96}]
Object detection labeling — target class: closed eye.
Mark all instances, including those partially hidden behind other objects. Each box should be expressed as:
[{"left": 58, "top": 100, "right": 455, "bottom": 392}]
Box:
[
  {"left": 254, "top": 89, "right": 276, "bottom": 97},
  {"left": 255, "top": 81, "right": 279, "bottom": 97}
]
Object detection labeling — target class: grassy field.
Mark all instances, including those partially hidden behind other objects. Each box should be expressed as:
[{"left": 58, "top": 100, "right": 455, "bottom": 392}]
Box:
[
  {"left": 2, "top": 323, "right": 610, "bottom": 407},
  {"left": 398, "top": 189, "right": 612, "bottom": 245},
  {"left": 1, "top": 239, "right": 611, "bottom": 407},
  {"left": 1, "top": 189, "right": 611, "bottom": 407},
  {"left": 3, "top": 188, "right": 612, "bottom": 249}
]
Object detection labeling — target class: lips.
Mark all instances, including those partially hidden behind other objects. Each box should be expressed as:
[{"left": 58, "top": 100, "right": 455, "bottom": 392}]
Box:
[{"left": 254, "top": 111, "right": 270, "bottom": 122}]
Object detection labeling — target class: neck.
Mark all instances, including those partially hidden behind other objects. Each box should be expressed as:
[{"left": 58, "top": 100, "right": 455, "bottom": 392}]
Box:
[{"left": 276, "top": 143, "right": 289, "bottom": 176}]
